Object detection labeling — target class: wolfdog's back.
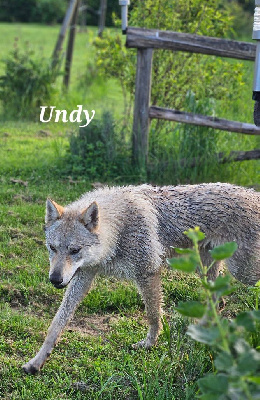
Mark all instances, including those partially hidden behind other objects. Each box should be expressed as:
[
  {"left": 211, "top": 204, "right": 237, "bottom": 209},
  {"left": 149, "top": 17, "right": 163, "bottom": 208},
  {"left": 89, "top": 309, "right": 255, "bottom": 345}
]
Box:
[
  {"left": 67, "top": 183, "right": 260, "bottom": 284},
  {"left": 146, "top": 183, "right": 260, "bottom": 284}
]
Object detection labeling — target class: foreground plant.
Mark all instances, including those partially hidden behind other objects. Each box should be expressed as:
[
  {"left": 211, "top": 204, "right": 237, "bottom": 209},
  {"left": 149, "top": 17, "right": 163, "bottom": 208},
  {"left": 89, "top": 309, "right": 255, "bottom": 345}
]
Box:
[{"left": 167, "top": 227, "right": 260, "bottom": 400}]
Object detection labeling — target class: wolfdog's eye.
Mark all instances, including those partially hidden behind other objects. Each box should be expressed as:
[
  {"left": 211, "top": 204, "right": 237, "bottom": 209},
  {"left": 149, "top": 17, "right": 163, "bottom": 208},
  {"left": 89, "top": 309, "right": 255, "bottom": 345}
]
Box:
[
  {"left": 49, "top": 245, "right": 56, "bottom": 252},
  {"left": 70, "top": 248, "right": 81, "bottom": 255}
]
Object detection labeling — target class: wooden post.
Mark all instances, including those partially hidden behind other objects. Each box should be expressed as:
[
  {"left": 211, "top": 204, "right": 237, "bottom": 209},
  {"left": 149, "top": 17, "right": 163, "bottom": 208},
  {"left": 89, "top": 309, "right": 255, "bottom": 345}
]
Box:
[
  {"left": 52, "top": 0, "right": 79, "bottom": 68},
  {"left": 98, "top": 0, "right": 107, "bottom": 38},
  {"left": 79, "top": 0, "right": 88, "bottom": 32},
  {"left": 126, "top": 27, "right": 256, "bottom": 61},
  {"left": 132, "top": 48, "right": 153, "bottom": 172},
  {"left": 63, "top": 0, "right": 80, "bottom": 89}
]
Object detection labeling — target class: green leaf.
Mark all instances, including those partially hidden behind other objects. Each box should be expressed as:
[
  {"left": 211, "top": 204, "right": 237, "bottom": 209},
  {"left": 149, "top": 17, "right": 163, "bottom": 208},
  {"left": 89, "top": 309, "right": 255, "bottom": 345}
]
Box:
[
  {"left": 167, "top": 254, "right": 198, "bottom": 273},
  {"left": 214, "top": 351, "right": 234, "bottom": 371},
  {"left": 235, "top": 312, "right": 256, "bottom": 332},
  {"left": 203, "top": 275, "right": 234, "bottom": 296},
  {"left": 251, "top": 310, "right": 260, "bottom": 321},
  {"left": 209, "top": 242, "right": 237, "bottom": 260},
  {"left": 247, "top": 376, "right": 260, "bottom": 384},
  {"left": 237, "top": 349, "right": 260, "bottom": 374},
  {"left": 198, "top": 374, "right": 228, "bottom": 395},
  {"left": 233, "top": 338, "right": 251, "bottom": 355},
  {"left": 175, "top": 301, "right": 206, "bottom": 318},
  {"left": 184, "top": 227, "right": 205, "bottom": 243},
  {"left": 187, "top": 324, "right": 220, "bottom": 345},
  {"left": 173, "top": 247, "right": 195, "bottom": 255}
]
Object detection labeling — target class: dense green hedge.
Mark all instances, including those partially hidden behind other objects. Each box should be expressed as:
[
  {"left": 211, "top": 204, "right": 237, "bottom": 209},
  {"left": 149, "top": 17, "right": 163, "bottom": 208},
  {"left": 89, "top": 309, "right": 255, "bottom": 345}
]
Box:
[
  {"left": 86, "top": 0, "right": 120, "bottom": 27},
  {"left": 0, "top": 0, "right": 120, "bottom": 25},
  {"left": 237, "top": 0, "right": 254, "bottom": 12},
  {"left": 0, "top": 0, "right": 66, "bottom": 23}
]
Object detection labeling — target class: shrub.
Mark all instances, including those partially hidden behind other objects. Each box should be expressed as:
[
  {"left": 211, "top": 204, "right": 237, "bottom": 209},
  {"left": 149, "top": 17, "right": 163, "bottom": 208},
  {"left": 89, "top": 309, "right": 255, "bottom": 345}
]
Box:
[
  {"left": 168, "top": 227, "right": 260, "bottom": 399},
  {"left": 148, "top": 92, "right": 220, "bottom": 184},
  {"left": 64, "top": 95, "right": 225, "bottom": 185},
  {"left": 0, "top": 45, "right": 60, "bottom": 119},
  {"left": 86, "top": 0, "right": 121, "bottom": 27},
  {"left": 66, "top": 111, "right": 135, "bottom": 182},
  {"left": 32, "top": 0, "right": 67, "bottom": 24},
  {"left": 94, "top": 0, "right": 244, "bottom": 115},
  {"left": 93, "top": 0, "right": 245, "bottom": 180},
  {"left": 0, "top": 0, "right": 66, "bottom": 23}
]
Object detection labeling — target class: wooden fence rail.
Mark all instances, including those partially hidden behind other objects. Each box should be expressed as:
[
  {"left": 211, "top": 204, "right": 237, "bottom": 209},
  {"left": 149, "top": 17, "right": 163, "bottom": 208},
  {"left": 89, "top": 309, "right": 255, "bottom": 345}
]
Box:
[
  {"left": 178, "top": 149, "right": 260, "bottom": 169},
  {"left": 127, "top": 26, "right": 260, "bottom": 169},
  {"left": 126, "top": 27, "right": 256, "bottom": 61},
  {"left": 149, "top": 106, "right": 260, "bottom": 135}
]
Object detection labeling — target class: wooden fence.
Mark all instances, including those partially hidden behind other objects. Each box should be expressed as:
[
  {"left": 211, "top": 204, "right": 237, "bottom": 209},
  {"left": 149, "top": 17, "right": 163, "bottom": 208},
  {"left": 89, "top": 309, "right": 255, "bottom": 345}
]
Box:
[{"left": 126, "top": 27, "right": 260, "bottom": 169}]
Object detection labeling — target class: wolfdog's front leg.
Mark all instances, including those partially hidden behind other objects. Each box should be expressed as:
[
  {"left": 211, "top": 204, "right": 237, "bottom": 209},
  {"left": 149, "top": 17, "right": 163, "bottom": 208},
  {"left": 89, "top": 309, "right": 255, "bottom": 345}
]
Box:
[
  {"left": 22, "top": 269, "right": 96, "bottom": 374},
  {"left": 134, "top": 272, "right": 163, "bottom": 349}
]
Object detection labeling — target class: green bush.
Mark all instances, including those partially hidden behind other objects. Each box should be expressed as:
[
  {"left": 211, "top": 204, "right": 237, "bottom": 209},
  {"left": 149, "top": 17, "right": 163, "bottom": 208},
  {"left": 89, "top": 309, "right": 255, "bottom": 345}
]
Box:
[
  {"left": 148, "top": 92, "right": 220, "bottom": 185},
  {"left": 64, "top": 95, "right": 227, "bottom": 185},
  {"left": 0, "top": 0, "right": 120, "bottom": 25},
  {"left": 86, "top": 0, "right": 121, "bottom": 27},
  {"left": 94, "top": 0, "right": 244, "bottom": 114},
  {"left": 0, "top": 46, "right": 60, "bottom": 119},
  {"left": 66, "top": 111, "right": 135, "bottom": 182},
  {"left": 32, "top": 0, "right": 67, "bottom": 24},
  {"left": 0, "top": 0, "right": 66, "bottom": 23},
  {"left": 168, "top": 227, "right": 260, "bottom": 399},
  {"left": 93, "top": 0, "right": 245, "bottom": 181}
]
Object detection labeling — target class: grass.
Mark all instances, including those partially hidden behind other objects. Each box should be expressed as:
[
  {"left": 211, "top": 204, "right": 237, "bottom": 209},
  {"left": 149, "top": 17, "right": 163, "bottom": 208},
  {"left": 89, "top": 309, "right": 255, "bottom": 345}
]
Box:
[
  {"left": 0, "top": 127, "right": 258, "bottom": 400},
  {"left": 0, "top": 22, "right": 259, "bottom": 399}
]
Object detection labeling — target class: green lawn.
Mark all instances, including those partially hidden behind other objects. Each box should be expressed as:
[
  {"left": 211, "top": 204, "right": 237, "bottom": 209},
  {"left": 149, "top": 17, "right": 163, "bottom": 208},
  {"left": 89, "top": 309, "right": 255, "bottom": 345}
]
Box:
[{"left": 0, "top": 22, "right": 259, "bottom": 399}]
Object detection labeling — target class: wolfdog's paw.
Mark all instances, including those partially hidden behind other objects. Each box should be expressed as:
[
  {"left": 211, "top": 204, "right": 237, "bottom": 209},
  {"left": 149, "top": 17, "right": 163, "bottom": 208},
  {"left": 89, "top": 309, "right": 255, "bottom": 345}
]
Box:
[
  {"left": 132, "top": 339, "right": 153, "bottom": 350},
  {"left": 22, "top": 361, "right": 40, "bottom": 375}
]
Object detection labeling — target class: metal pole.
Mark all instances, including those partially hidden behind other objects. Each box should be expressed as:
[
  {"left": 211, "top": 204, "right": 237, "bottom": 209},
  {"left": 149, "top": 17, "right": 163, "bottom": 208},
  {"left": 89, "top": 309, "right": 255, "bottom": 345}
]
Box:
[{"left": 119, "top": 0, "right": 130, "bottom": 34}]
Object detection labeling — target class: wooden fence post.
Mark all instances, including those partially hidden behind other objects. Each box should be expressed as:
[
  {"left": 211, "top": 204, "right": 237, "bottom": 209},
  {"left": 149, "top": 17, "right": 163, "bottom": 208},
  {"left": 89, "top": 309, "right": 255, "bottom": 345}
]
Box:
[
  {"left": 79, "top": 0, "right": 88, "bottom": 32},
  {"left": 98, "top": 0, "right": 107, "bottom": 37},
  {"left": 132, "top": 48, "right": 153, "bottom": 172},
  {"left": 52, "top": 0, "right": 79, "bottom": 68},
  {"left": 63, "top": 0, "right": 80, "bottom": 89}
]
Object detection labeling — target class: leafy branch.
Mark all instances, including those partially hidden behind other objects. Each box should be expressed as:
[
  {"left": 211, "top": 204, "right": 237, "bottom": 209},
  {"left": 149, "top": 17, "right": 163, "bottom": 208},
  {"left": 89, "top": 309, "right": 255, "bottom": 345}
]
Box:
[{"left": 167, "top": 227, "right": 260, "bottom": 400}]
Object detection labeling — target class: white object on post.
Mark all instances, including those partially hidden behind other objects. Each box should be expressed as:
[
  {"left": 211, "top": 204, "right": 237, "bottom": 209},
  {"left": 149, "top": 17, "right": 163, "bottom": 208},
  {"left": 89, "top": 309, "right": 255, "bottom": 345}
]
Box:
[{"left": 119, "top": 0, "right": 130, "bottom": 34}]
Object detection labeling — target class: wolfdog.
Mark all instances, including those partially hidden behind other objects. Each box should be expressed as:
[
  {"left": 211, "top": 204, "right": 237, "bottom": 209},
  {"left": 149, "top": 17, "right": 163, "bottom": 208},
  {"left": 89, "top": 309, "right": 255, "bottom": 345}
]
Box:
[{"left": 23, "top": 183, "right": 260, "bottom": 374}]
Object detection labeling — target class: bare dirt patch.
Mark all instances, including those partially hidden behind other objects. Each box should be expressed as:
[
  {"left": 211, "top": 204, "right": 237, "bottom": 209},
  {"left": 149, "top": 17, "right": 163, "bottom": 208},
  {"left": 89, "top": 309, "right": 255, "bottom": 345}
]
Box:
[{"left": 68, "top": 314, "right": 121, "bottom": 337}]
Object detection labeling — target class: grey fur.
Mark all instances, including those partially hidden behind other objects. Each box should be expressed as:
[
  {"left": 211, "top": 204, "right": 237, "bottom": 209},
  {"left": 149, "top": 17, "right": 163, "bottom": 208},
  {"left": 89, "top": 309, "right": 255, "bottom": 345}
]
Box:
[{"left": 23, "top": 183, "right": 260, "bottom": 374}]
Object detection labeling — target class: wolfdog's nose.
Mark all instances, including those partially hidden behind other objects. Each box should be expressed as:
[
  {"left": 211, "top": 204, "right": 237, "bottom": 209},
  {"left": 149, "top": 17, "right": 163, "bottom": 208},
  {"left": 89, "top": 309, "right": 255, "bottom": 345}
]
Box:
[{"left": 49, "top": 273, "right": 63, "bottom": 288}]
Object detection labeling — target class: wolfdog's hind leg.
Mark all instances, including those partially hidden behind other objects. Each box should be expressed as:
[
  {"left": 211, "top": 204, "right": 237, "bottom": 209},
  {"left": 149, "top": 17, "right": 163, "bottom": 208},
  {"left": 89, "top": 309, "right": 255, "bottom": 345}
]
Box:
[
  {"left": 199, "top": 248, "right": 222, "bottom": 281},
  {"left": 22, "top": 270, "right": 96, "bottom": 374},
  {"left": 133, "top": 272, "right": 163, "bottom": 349}
]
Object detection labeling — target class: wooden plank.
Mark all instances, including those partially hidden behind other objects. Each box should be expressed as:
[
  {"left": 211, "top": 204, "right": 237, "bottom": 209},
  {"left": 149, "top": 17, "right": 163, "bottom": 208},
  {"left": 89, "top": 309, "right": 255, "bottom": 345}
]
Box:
[
  {"left": 176, "top": 150, "right": 260, "bottom": 169},
  {"left": 98, "top": 0, "right": 107, "bottom": 37},
  {"left": 132, "top": 48, "right": 153, "bottom": 169},
  {"left": 149, "top": 106, "right": 260, "bottom": 135},
  {"left": 52, "top": 0, "right": 79, "bottom": 68},
  {"left": 63, "top": 0, "right": 80, "bottom": 89},
  {"left": 218, "top": 149, "right": 260, "bottom": 163},
  {"left": 126, "top": 27, "right": 256, "bottom": 61}
]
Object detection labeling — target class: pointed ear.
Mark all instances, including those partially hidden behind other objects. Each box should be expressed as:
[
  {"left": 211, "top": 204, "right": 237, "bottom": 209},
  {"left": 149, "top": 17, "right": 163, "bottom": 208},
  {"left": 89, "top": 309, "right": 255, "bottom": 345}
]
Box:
[
  {"left": 79, "top": 202, "right": 99, "bottom": 232},
  {"left": 45, "top": 199, "right": 64, "bottom": 225}
]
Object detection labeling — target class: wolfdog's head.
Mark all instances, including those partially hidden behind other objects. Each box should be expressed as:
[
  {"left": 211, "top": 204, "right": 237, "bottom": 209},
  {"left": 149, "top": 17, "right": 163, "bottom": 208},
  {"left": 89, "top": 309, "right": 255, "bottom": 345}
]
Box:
[{"left": 45, "top": 199, "right": 100, "bottom": 288}]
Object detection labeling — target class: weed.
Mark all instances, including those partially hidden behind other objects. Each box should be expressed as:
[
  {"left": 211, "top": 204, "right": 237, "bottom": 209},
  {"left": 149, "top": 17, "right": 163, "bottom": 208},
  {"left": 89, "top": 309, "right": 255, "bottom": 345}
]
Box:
[
  {"left": 168, "top": 227, "right": 260, "bottom": 399},
  {"left": 148, "top": 92, "right": 220, "bottom": 184},
  {"left": 65, "top": 111, "right": 136, "bottom": 182}
]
